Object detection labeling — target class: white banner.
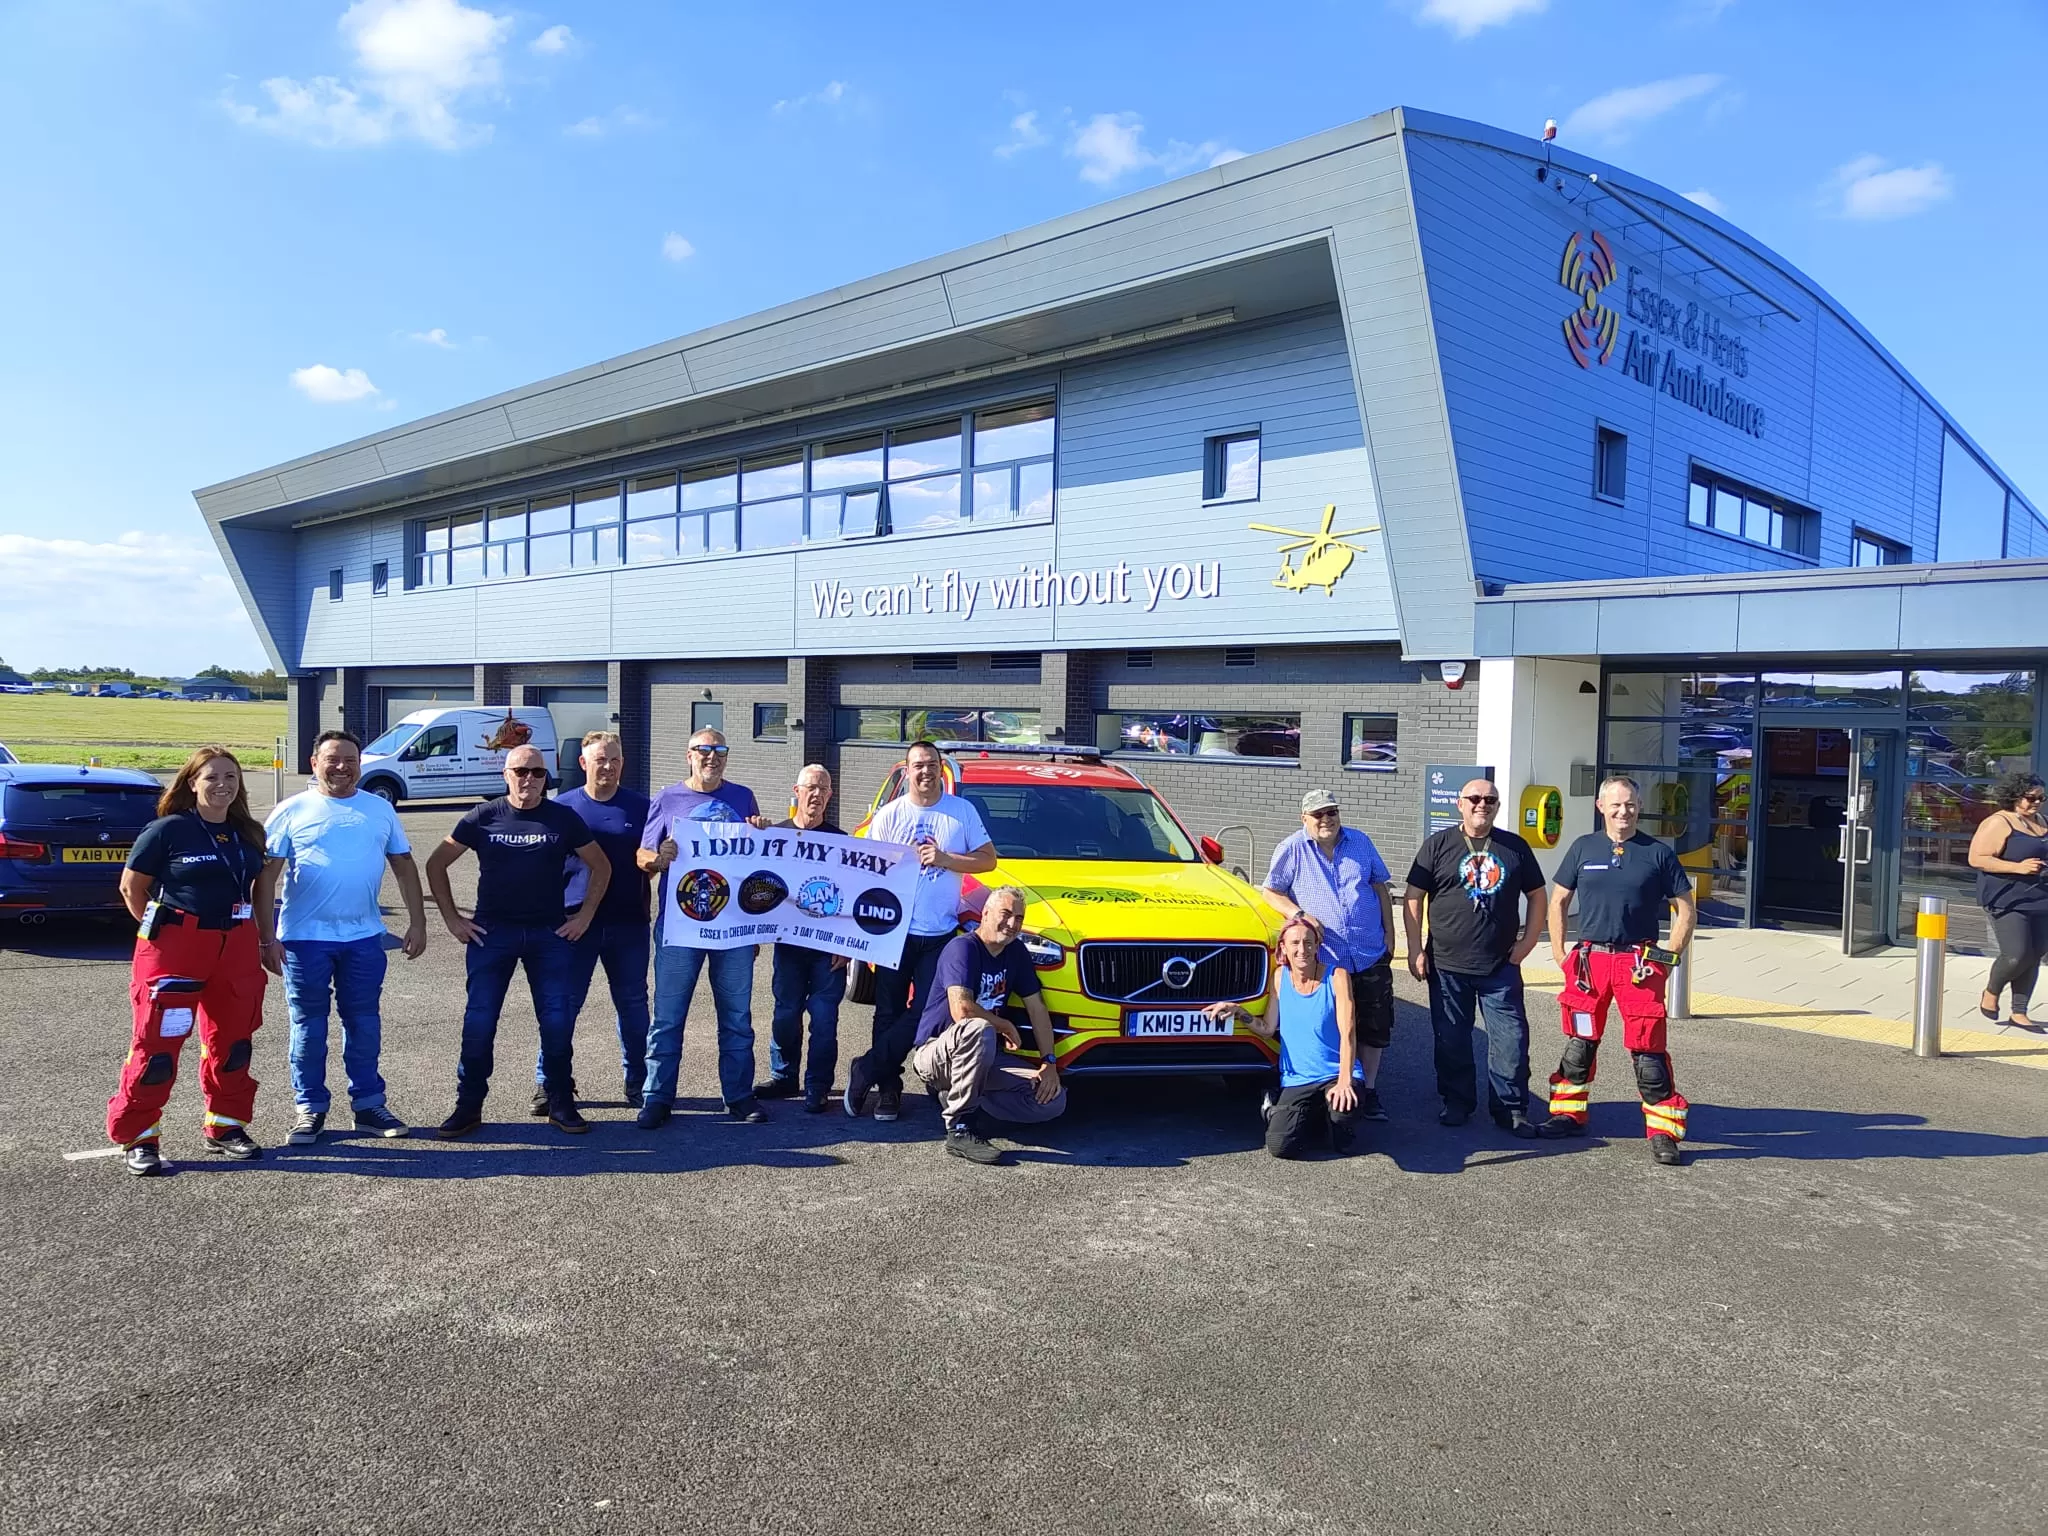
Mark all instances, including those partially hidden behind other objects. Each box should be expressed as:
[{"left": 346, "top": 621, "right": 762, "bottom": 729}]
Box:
[{"left": 658, "top": 821, "right": 922, "bottom": 968}]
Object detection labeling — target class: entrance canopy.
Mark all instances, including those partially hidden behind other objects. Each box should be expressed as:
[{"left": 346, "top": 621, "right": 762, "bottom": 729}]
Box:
[{"left": 1475, "top": 558, "right": 2048, "bottom": 661}]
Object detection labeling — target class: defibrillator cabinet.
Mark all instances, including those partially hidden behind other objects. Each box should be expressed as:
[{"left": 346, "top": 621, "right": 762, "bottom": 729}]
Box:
[{"left": 1519, "top": 785, "right": 1563, "bottom": 848}]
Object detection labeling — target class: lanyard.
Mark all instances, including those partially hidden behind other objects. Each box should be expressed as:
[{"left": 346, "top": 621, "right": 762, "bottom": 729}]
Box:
[{"left": 186, "top": 812, "right": 252, "bottom": 888}]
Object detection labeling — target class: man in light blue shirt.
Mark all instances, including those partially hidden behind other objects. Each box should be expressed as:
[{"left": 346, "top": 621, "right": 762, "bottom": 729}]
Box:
[
  {"left": 1260, "top": 789, "right": 1396, "bottom": 1120},
  {"left": 256, "top": 730, "right": 427, "bottom": 1144}
]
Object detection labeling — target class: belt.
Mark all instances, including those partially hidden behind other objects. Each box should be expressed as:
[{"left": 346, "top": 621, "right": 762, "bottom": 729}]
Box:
[
  {"left": 159, "top": 906, "right": 249, "bottom": 932},
  {"left": 1579, "top": 940, "right": 1645, "bottom": 953}
]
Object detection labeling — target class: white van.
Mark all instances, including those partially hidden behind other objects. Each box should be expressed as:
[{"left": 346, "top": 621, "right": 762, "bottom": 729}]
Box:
[{"left": 356, "top": 707, "right": 562, "bottom": 805}]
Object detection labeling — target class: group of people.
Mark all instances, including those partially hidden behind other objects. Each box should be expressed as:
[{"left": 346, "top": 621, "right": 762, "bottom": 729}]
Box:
[{"left": 103, "top": 723, "right": 1759, "bottom": 1176}]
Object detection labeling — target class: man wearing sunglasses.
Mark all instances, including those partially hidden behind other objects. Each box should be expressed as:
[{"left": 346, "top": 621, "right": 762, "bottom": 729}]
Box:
[
  {"left": 1402, "top": 778, "right": 1546, "bottom": 1136},
  {"left": 1260, "top": 789, "right": 1395, "bottom": 1120},
  {"left": 426, "top": 744, "right": 611, "bottom": 1138},
  {"left": 637, "top": 728, "right": 773, "bottom": 1126}
]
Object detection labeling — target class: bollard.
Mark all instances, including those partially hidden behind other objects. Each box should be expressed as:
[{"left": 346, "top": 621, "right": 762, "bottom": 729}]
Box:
[
  {"left": 1912, "top": 894, "right": 1946, "bottom": 1059},
  {"left": 1668, "top": 940, "right": 1693, "bottom": 1020}
]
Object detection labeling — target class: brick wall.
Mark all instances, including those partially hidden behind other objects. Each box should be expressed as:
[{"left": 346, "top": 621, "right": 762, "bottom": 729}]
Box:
[{"left": 646, "top": 658, "right": 795, "bottom": 810}]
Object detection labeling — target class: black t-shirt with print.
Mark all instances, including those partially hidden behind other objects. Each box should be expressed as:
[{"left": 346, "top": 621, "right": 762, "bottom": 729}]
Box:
[
  {"left": 1406, "top": 825, "right": 1546, "bottom": 975},
  {"left": 452, "top": 797, "right": 595, "bottom": 928},
  {"left": 1554, "top": 831, "right": 1692, "bottom": 945},
  {"left": 126, "top": 812, "right": 263, "bottom": 925}
]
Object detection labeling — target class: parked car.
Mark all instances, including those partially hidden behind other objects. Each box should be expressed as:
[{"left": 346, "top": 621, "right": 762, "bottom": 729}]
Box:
[
  {"left": 0, "top": 764, "right": 164, "bottom": 918},
  {"left": 848, "top": 745, "right": 1283, "bottom": 1081},
  {"left": 357, "top": 706, "right": 562, "bottom": 804},
  {"left": 0, "top": 742, "right": 16, "bottom": 764}
]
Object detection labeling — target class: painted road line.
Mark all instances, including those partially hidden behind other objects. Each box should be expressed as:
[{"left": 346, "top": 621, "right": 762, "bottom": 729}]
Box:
[{"left": 62, "top": 1147, "right": 127, "bottom": 1161}]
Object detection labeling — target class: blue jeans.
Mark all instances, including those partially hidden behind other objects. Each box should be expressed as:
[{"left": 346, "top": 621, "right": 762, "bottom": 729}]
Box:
[
  {"left": 769, "top": 944, "right": 845, "bottom": 1097},
  {"left": 863, "top": 931, "right": 954, "bottom": 1090},
  {"left": 644, "top": 943, "right": 756, "bottom": 1108},
  {"left": 536, "top": 919, "right": 652, "bottom": 1093},
  {"left": 282, "top": 935, "right": 389, "bottom": 1114},
  {"left": 1428, "top": 960, "right": 1532, "bottom": 1119},
  {"left": 458, "top": 925, "right": 579, "bottom": 1111}
]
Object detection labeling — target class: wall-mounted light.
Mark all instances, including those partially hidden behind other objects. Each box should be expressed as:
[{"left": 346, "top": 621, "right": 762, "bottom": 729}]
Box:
[
  {"left": 701, "top": 688, "right": 713, "bottom": 701},
  {"left": 1578, "top": 680, "right": 1597, "bottom": 695}
]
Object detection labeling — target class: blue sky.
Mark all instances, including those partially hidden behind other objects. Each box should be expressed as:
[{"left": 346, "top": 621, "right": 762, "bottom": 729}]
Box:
[{"left": 0, "top": 0, "right": 2041, "bottom": 673}]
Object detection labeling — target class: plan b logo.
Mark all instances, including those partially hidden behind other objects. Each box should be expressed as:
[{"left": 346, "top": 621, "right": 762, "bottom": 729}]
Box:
[{"left": 1557, "top": 230, "right": 1620, "bottom": 368}]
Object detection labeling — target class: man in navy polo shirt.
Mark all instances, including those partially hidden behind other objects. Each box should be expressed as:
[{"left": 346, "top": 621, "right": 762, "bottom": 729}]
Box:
[
  {"left": 531, "top": 730, "right": 653, "bottom": 1115},
  {"left": 1541, "top": 775, "right": 1697, "bottom": 1165},
  {"left": 1261, "top": 789, "right": 1396, "bottom": 1120}
]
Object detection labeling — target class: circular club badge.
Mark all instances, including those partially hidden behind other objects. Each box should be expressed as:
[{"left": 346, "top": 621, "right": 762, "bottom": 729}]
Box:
[
  {"left": 853, "top": 887, "right": 903, "bottom": 936},
  {"left": 738, "top": 870, "right": 788, "bottom": 916},
  {"left": 795, "top": 876, "right": 843, "bottom": 918},
  {"left": 675, "top": 868, "right": 730, "bottom": 922}
]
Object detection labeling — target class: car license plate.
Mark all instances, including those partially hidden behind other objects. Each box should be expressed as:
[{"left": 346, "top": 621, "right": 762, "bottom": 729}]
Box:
[
  {"left": 1124, "top": 1008, "right": 1234, "bottom": 1037},
  {"left": 62, "top": 846, "right": 131, "bottom": 863}
]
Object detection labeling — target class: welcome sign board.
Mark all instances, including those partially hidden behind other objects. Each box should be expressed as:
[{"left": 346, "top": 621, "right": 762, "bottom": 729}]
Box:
[{"left": 658, "top": 823, "right": 924, "bottom": 968}]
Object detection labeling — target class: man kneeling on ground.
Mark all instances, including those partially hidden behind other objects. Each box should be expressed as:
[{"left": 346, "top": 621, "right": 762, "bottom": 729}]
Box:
[
  {"left": 1207, "top": 916, "right": 1361, "bottom": 1158},
  {"left": 910, "top": 887, "right": 1066, "bottom": 1164}
]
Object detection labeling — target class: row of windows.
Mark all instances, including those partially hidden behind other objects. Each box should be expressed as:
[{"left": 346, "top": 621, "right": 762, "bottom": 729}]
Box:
[
  {"left": 406, "top": 400, "right": 1055, "bottom": 588},
  {"left": 1684, "top": 466, "right": 1820, "bottom": 558},
  {"left": 1090, "top": 710, "right": 1400, "bottom": 770}
]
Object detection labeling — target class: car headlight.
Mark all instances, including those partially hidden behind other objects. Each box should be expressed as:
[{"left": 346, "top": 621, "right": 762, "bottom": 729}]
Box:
[{"left": 1019, "top": 931, "right": 1065, "bottom": 969}]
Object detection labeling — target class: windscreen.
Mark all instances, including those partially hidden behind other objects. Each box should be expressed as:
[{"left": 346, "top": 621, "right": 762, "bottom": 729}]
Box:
[
  {"left": 957, "top": 783, "right": 1197, "bottom": 863},
  {"left": 3, "top": 783, "right": 161, "bottom": 826},
  {"left": 362, "top": 722, "right": 422, "bottom": 757}
]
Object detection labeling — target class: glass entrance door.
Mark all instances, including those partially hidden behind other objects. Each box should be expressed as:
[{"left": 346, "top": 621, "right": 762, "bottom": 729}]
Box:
[{"left": 1840, "top": 727, "right": 1900, "bottom": 955}]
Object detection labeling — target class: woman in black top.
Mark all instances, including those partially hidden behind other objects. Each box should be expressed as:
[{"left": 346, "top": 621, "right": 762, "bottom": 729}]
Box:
[
  {"left": 1969, "top": 770, "right": 2048, "bottom": 1030},
  {"left": 106, "top": 745, "right": 275, "bottom": 1175}
]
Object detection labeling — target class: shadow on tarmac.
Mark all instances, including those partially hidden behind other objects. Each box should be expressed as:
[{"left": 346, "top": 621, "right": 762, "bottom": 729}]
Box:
[{"left": 1683, "top": 1105, "right": 2048, "bottom": 1163}]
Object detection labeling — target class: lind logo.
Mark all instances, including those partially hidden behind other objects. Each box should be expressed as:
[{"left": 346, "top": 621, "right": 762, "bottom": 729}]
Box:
[{"left": 1557, "top": 230, "right": 1620, "bottom": 368}]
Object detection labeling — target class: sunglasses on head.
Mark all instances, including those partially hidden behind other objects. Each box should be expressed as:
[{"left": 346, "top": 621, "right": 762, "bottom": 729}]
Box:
[
  {"left": 690, "top": 744, "right": 729, "bottom": 756},
  {"left": 509, "top": 766, "right": 548, "bottom": 778},
  {"left": 1462, "top": 795, "right": 1500, "bottom": 807}
]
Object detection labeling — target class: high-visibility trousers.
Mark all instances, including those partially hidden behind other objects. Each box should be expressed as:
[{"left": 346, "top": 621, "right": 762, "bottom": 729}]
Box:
[
  {"left": 107, "top": 916, "right": 266, "bottom": 1147},
  {"left": 1546, "top": 945, "right": 1689, "bottom": 1142}
]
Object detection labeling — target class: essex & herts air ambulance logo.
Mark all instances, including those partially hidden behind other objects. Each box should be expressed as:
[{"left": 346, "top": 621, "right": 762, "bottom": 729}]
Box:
[{"left": 1557, "top": 230, "right": 1620, "bottom": 368}]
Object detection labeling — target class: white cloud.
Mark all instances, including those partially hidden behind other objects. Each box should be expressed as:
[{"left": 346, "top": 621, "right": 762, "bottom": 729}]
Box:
[
  {"left": 564, "top": 106, "right": 654, "bottom": 139},
  {"left": 1067, "top": 112, "right": 1242, "bottom": 186},
  {"left": 222, "top": 0, "right": 514, "bottom": 151},
  {"left": 660, "top": 232, "right": 695, "bottom": 262},
  {"left": 1682, "top": 188, "right": 1727, "bottom": 215},
  {"left": 1560, "top": 73, "right": 1724, "bottom": 143},
  {"left": 772, "top": 80, "right": 847, "bottom": 115},
  {"left": 1417, "top": 0, "right": 1548, "bottom": 39},
  {"left": 0, "top": 532, "right": 267, "bottom": 675},
  {"left": 290, "top": 363, "right": 380, "bottom": 402},
  {"left": 529, "top": 23, "right": 573, "bottom": 55},
  {"left": 406, "top": 326, "right": 454, "bottom": 347},
  {"left": 1827, "top": 155, "right": 1954, "bottom": 220},
  {"left": 995, "top": 110, "right": 1049, "bottom": 159}
]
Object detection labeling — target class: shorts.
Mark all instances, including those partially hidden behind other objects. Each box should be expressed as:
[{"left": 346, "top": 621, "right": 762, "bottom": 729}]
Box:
[{"left": 1350, "top": 958, "right": 1395, "bottom": 1050}]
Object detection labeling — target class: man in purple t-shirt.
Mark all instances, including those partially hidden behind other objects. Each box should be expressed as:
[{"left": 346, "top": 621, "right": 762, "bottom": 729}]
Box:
[
  {"left": 910, "top": 888, "right": 1065, "bottom": 1165},
  {"left": 634, "top": 727, "right": 768, "bottom": 1127}
]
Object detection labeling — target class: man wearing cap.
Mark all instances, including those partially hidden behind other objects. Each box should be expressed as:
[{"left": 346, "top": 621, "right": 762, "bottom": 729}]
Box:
[{"left": 1260, "top": 790, "right": 1396, "bottom": 1120}]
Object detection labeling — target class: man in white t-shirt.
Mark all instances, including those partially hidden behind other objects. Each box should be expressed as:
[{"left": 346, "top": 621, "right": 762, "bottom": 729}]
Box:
[
  {"left": 843, "top": 739, "right": 996, "bottom": 1123},
  {"left": 255, "top": 730, "right": 428, "bottom": 1145}
]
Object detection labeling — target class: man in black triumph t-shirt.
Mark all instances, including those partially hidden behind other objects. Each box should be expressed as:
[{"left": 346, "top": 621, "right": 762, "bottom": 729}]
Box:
[
  {"left": 1541, "top": 775, "right": 1696, "bottom": 1165},
  {"left": 1402, "top": 777, "right": 1547, "bottom": 1136}
]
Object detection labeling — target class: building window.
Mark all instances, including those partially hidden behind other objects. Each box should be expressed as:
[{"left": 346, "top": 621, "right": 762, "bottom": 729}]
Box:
[
  {"left": 1852, "top": 529, "right": 1909, "bottom": 567},
  {"left": 1203, "top": 431, "right": 1261, "bottom": 502},
  {"left": 691, "top": 701, "right": 725, "bottom": 736},
  {"left": 371, "top": 561, "right": 388, "bottom": 596},
  {"left": 1224, "top": 646, "right": 1256, "bottom": 668},
  {"left": 1594, "top": 426, "right": 1627, "bottom": 503},
  {"left": 1685, "top": 468, "right": 1818, "bottom": 558},
  {"left": 1125, "top": 649, "right": 1154, "bottom": 670},
  {"left": 834, "top": 707, "right": 1041, "bottom": 745},
  {"left": 1342, "top": 713, "right": 1399, "bottom": 772},
  {"left": 911, "top": 654, "right": 958, "bottom": 672},
  {"left": 1094, "top": 711, "right": 1300, "bottom": 762},
  {"left": 327, "top": 568, "right": 343, "bottom": 601},
  {"left": 753, "top": 703, "right": 788, "bottom": 741},
  {"left": 408, "top": 396, "right": 1055, "bottom": 584}
]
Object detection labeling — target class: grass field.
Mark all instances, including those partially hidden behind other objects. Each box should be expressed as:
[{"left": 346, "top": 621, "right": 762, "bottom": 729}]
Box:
[{"left": 0, "top": 695, "right": 286, "bottom": 772}]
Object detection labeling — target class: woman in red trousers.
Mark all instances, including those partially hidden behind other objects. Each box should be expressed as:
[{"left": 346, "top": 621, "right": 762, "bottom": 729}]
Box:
[{"left": 107, "top": 745, "right": 272, "bottom": 1176}]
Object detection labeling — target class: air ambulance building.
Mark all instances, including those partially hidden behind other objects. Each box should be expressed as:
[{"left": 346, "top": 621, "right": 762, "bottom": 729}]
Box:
[{"left": 200, "top": 106, "right": 2042, "bottom": 953}]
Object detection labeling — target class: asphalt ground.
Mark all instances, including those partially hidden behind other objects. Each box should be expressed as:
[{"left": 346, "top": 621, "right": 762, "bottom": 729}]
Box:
[{"left": 2, "top": 801, "right": 2045, "bottom": 1535}]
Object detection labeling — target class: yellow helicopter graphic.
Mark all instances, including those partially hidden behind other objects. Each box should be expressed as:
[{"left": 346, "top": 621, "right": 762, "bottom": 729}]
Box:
[{"left": 1249, "top": 504, "right": 1379, "bottom": 595}]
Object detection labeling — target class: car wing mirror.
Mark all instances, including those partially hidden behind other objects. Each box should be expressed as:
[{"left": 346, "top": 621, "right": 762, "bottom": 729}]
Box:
[{"left": 1198, "top": 836, "right": 1224, "bottom": 865}]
